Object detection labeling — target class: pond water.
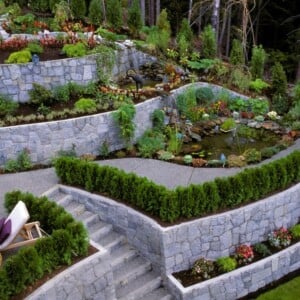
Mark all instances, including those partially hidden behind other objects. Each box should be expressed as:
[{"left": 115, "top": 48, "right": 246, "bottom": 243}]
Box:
[{"left": 182, "top": 126, "right": 280, "bottom": 160}]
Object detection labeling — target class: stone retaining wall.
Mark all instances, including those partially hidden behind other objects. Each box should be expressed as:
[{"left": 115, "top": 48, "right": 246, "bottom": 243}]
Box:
[
  {"left": 0, "top": 96, "right": 163, "bottom": 166},
  {"left": 167, "top": 241, "right": 300, "bottom": 299},
  {"left": 0, "top": 45, "right": 156, "bottom": 102},
  {"left": 58, "top": 183, "right": 300, "bottom": 276},
  {"left": 0, "top": 82, "right": 246, "bottom": 167},
  {"left": 26, "top": 247, "right": 115, "bottom": 300}
]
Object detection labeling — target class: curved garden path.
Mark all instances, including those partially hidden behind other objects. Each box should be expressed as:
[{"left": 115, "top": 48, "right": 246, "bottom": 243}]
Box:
[{"left": 0, "top": 138, "right": 299, "bottom": 216}]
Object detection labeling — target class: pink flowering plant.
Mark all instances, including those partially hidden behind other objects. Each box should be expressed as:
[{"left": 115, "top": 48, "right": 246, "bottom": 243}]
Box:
[
  {"left": 268, "top": 227, "right": 292, "bottom": 249},
  {"left": 235, "top": 244, "right": 254, "bottom": 265}
]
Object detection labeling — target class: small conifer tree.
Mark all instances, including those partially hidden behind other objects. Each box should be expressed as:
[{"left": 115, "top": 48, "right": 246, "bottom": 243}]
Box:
[
  {"left": 70, "top": 0, "right": 86, "bottom": 19},
  {"left": 88, "top": 0, "right": 103, "bottom": 26},
  {"left": 229, "top": 39, "right": 245, "bottom": 66},
  {"left": 127, "top": 0, "right": 143, "bottom": 37},
  {"left": 106, "top": 0, "right": 122, "bottom": 30},
  {"left": 250, "top": 45, "right": 267, "bottom": 79},
  {"left": 156, "top": 9, "right": 171, "bottom": 53},
  {"left": 271, "top": 62, "right": 288, "bottom": 96},
  {"left": 177, "top": 18, "right": 193, "bottom": 54},
  {"left": 200, "top": 25, "right": 217, "bottom": 58}
]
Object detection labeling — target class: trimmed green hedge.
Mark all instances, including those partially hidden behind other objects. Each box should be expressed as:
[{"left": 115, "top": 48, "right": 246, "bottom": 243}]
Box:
[
  {"left": 54, "top": 151, "right": 300, "bottom": 223},
  {"left": 0, "top": 191, "right": 89, "bottom": 300}
]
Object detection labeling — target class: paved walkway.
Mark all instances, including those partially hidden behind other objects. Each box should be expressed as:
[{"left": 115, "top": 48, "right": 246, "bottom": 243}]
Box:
[{"left": 0, "top": 138, "right": 299, "bottom": 217}]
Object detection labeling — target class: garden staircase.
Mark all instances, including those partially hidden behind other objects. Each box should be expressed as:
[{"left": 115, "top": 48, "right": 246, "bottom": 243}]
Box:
[{"left": 45, "top": 187, "right": 173, "bottom": 300}]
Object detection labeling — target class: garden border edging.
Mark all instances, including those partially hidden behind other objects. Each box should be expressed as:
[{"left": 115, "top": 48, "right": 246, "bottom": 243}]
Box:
[{"left": 166, "top": 240, "right": 300, "bottom": 300}]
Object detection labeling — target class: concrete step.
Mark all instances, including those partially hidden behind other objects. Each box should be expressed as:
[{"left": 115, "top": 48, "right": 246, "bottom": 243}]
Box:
[
  {"left": 43, "top": 186, "right": 175, "bottom": 299},
  {"left": 100, "top": 231, "right": 127, "bottom": 253},
  {"left": 114, "top": 256, "right": 152, "bottom": 289},
  {"left": 117, "top": 272, "right": 162, "bottom": 300},
  {"left": 110, "top": 244, "right": 139, "bottom": 272},
  {"left": 142, "top": 288, "right": 174, "bottom": 300}
]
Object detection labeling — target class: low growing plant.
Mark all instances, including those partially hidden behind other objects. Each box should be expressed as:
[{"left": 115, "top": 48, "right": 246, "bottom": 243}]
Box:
[
  {"left": 137, "top": 130, "right": 165, "bottom": 158},
  {"left": 192, "top": 257, "right": 215, "bottom": 279},
  {"left": 290, "top": 224, "right": 300, "bottom": 240},
  {"left": 0, "top": 95, "right": 19, "bottom": 117},
  {"left": 5, "top": 49, "right": 32, "bottom": 63},
  {"left": 74, "top": 98, "right": 97, "bottom": 113},
  {"left": 235, "top": 244, "right": 254, "bottom": 265},
  {"left": 268, "top": 227, "right": 292, "bottom": 249},
  {"left": 62, "top": 42, "right": 87, "bottom": 57},
  {"left": 253, "top": 243, "right": 272, "bottom": 257},
  {"left": 216, "top": 256, "right": 237, "bottom": 273}
]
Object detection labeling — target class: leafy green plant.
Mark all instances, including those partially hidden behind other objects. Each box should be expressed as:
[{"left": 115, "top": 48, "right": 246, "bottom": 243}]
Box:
[
  {"left": 5, "top": 49, "right": 31, "bottom": 63},
  {"left": 53, "top": 84, "right": 70, "bottom": 103},
  {"left": 62, "top": 42, "right": 87, "bottom": 58},
  {"left": 176, "top": 86, "right": 197, "bottom": 119},
  {"left": 93, "top": 44, "right": 116, "bottom": 85},
  {"left": 249, "top": 98, "right": 269, "bottom": 115},
  {"left": 195, "top": 87, "right": 214, "bottom": 106},
  {"left": 243, "top": 148, "right": 261, "bottom": 163},
  {"left": 74, "top": 98, "right": 97, "bottom": 112},
  {"left": 229, "top": 67, "right": 251, "bottom": 92},
  {"left": 99, "top": 140, "right": 110, "bottom": 157},
  {"left": 113, "top": 103, "right": 136, "bottom": 146},
  {"left": 253, "top": 243, "right": 272, "bottom": 257},
  {"left": 27, "top": 41, "right": 43, "bottom": 54},
  {"left": 0, "top": 95, "right": 19, "bottom": 117},
  {"left": 29, "top": 83, "right": 53, "bottom": 106},
  {"left": 290, "top": 224, "right": 300, "bottom": 240},
  {"left": 4, "top": 148, "right": 32, "bottom": 172},
  {"left": 157, "top": 150, "right": 174, "bottom": 161},
  {"left": 183, "top": 154, "right": 193, "bottom": 164},
  {"left": 249, "top": 79, "right": 270, "bottom": 94},
  {"left": 137, "top": 130, "right": 165, "bottom": 158},
  {"left": 220, "top": 118, "right": 236, "bottom": 131},
  {"left": 216, "top": 256, "right": 237, "bottom": 273},
  {"left": 166, "top": 126, "right": 183, "bottom": 155},
  {"left": 151, "top": 109, "right": 165, "bottom": 131},
  {"left": 228, "top": 97, "right": 248, "bottom": 112}
]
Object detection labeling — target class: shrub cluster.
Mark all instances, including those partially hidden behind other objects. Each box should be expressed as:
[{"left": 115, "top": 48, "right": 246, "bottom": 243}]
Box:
[
  {"left": 0, "top": 191, "right": 89, "bottom": 299},
  {"left": 54, "top": 150, "right": 300, "bottom": 223}
]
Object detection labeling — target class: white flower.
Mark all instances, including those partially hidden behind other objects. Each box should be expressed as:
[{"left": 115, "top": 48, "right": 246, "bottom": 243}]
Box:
[{"left": 267, "top": 111, "right": 277, "bottom": 120}]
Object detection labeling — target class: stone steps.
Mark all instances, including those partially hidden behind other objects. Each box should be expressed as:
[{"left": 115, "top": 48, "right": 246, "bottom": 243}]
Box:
[{"left": 46, "top": 187, "right": 174, "bottom": 300}]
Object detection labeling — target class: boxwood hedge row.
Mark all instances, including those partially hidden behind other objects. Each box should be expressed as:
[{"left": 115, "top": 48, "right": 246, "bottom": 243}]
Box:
[
  {"left": 54, "top": 151, "right": 300, "bottom": 223},
  {"left": 0, "top": 191, "right": 89, "bottom": 300}
]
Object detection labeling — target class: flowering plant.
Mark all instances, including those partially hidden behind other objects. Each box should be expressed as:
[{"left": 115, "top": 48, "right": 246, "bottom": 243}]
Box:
[
  {"left": 191, "top": 257, "right": 215, "bottom": 279},
  {"left": 235, "top": 244, "right": 254, "bottom": 265},
  {"left": 268, "top": 227, "right": 292, "bottom": 249},
  {"left": 267, "top": 111, "right": 278, "bottom": 120}
]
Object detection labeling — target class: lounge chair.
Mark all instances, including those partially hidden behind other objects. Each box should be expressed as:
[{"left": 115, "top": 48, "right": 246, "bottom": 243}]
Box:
[{"left": 0, "top": 201, "right": 43, "bottom": 253}]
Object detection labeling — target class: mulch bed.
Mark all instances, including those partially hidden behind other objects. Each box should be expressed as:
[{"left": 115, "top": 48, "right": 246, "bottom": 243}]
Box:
[{"left": 0, "top": 47, "right": 66, "bottom": 65}]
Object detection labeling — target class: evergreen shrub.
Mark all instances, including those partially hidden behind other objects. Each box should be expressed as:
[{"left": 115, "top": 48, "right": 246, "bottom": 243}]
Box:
[
  {"left": 1, "top": 190, "right": 89, "bottom": 299},
  {"left": 54, "top": 151, "right": 300, "bottom": 223}
]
